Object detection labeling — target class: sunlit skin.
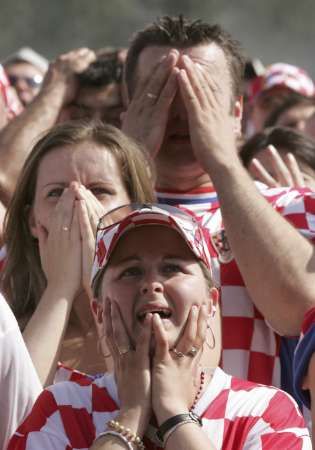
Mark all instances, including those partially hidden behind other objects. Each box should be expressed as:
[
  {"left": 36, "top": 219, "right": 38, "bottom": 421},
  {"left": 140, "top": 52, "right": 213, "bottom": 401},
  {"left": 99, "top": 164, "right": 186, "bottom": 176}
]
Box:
[
  {"left": 254, "top": 148, "right": 315, "bottom": 190},
  {"left": 100, "top": 225, "right": 213, "bottom": 352}
]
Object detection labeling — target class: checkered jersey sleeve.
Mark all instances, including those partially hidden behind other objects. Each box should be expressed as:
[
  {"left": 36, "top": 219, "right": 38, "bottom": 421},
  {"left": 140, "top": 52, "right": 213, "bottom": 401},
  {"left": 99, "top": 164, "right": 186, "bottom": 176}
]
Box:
[{"left": 262, "top": 187, "right": 315, "bottom": 240}]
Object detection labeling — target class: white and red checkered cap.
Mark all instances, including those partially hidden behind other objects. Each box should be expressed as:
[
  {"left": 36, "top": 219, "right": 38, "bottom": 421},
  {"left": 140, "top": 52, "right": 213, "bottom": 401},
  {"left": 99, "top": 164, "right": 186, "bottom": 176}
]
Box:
[
  {"left": 91, "top": 204, "right": 213, "bottom": 294},
  {"left": 248, "top": 62, "right": 315, "bottom": 102}
]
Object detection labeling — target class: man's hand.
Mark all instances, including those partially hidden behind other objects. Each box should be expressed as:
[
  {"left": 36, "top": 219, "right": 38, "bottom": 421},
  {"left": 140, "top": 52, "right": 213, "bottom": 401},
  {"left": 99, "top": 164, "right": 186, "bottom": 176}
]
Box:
[
  {"left": 177, "top": 54, "right": 238, "bottom": 173},
  {"left": 42, "top": 48, "right": 96, "bottom": 106},
  {"left": 121, "top": 50, "right": 179, "bottom": 158}
]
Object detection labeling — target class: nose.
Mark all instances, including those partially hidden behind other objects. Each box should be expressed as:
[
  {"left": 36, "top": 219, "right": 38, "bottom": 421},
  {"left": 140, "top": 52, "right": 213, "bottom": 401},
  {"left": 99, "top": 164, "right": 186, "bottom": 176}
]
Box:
[{"left": 140, "top": 272, "right": 164, "bottom": 296}]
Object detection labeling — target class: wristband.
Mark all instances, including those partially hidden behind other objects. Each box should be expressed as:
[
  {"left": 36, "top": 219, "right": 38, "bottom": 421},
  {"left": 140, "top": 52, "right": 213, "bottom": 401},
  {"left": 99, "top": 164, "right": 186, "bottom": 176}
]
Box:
[{"left": 156, "top": 411, "right": 202, "bottom": 444}]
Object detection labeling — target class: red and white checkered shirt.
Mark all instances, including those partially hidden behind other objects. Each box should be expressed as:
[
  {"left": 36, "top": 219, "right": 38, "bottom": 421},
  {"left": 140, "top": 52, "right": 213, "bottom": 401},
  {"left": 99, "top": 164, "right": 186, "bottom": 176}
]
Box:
[
  {"left": 157, "top": 183, "right": 315, "bottom": 388},
  {"left": 8, "top": 367, "right": 311, "bottom": 449}
]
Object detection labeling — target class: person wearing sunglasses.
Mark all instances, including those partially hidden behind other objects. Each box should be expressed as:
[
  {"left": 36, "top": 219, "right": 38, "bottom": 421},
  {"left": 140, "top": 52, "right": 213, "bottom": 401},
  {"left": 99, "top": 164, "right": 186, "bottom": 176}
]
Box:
[
  {"left": 8, "top": 204, "right": 311, "bottom": 449},
  {"left": 1, "top": 120, "right": 155, "bottom": 387},
  {"left": 3, "top": 47, "right": 48, "bottom": 107}
]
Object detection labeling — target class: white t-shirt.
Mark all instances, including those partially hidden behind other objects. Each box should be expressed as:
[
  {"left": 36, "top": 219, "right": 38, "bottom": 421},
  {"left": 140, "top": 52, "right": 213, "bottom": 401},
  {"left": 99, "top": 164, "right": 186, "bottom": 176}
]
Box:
[{"left": 0, "top": 294, "right": 42, "bottom": 449}]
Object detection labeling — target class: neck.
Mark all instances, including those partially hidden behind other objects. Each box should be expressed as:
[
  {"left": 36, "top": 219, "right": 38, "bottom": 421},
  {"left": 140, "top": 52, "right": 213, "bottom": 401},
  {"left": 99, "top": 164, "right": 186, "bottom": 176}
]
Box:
[
  {"left": 71, "top": 291, "right": 94, "bottom": 333},
  {"left": 156, "top": 171, "right": 213, "bottom": 192}
]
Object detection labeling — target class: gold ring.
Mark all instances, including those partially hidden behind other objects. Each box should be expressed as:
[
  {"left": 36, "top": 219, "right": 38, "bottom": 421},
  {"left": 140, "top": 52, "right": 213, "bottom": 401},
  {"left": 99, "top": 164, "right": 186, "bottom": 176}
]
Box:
[
  {"left": 171, "top": 348, "right": 185, "bottom": 358},
  {"left": 186, "top": 346, "right": 198, "bottom": 357},
  {"left": 146, "top": 92, "right": 157, "bottom": 99},
  {"left": 62, "top": 226, "right": 69, "bottom": 231},
  {"left": 118, "top": 346, "right": 131, "bottom": 356}
]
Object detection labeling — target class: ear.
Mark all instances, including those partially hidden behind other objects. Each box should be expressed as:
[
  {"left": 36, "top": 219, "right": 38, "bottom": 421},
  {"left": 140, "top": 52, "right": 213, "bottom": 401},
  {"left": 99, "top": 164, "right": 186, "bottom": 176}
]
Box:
[
  {"left": 27, "top": 206, "right": 39, "bottom": 239},
  {"left": 91, "top": 299, "right": 104, "bottom": 325},
  {"left": 233, "top": 96, "right": 243, "bottom": 136}
]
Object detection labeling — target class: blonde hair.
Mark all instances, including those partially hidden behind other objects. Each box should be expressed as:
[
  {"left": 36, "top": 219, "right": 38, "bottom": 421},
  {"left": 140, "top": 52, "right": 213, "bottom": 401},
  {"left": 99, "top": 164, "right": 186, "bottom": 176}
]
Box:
[{"left": 2, "top": 120, "right": 155, "bottom": 324}]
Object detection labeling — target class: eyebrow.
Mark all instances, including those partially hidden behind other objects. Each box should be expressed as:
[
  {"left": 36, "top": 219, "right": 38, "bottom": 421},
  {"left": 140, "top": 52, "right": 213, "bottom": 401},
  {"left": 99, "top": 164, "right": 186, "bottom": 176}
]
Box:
[
  {"left": 112, "top": 254, "right": 189, "bottom": 265},
  {"left": 42, "top": 182, "right": 67, "bottom": 188}
]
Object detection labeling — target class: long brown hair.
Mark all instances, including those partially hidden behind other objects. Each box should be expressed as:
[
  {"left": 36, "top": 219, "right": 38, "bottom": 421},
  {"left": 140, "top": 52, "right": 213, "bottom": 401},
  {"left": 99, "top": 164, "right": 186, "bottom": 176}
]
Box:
[{"left": 1, "top": 120, "right": 155, "bottom": 324}]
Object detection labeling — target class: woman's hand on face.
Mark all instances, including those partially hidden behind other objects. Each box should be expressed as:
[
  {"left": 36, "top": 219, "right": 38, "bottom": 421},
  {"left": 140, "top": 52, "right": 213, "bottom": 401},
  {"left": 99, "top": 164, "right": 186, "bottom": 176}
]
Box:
[
  {"left": 105, "top": 299, "right": 152, "bottom": 436},
  {"left": 36, "top": 186, "right": 82, "bottom": 298},
  {"left": 152, "top": 304, "right": 208, "bottom": 424},
  {"left": 74, "top": 184, "right": 106, "bottom": 299},
  {"left": 249, "top": 145, "right": 306, "bottom": 188}
]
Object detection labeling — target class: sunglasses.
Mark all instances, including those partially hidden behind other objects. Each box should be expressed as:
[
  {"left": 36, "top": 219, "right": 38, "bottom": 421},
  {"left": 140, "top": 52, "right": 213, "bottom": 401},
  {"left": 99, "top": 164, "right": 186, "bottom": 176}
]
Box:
[
  {"left": 96, "top": 203, "right": 199, "bottom": 233},
  {"left": 8, "top": 74, "right": 43, "bottom": 88}
]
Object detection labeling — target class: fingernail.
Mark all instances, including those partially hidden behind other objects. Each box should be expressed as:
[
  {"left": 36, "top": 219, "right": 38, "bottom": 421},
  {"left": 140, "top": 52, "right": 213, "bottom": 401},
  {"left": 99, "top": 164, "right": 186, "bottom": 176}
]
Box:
[{"left": 183, "top": 55, "right": 191, "bottom": 64}]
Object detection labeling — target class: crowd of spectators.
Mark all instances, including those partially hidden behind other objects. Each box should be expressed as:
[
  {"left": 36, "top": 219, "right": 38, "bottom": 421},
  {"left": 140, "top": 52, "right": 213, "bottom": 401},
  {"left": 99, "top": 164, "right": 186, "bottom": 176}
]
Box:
[{"left": 0, "top": 14, "right": 315, "bottom": 450}]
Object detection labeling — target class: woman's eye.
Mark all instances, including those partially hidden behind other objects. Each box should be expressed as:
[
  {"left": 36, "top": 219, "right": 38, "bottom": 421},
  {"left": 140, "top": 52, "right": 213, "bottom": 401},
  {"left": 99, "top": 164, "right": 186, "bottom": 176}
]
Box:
[
  {"left": 91, "top": 187, "right": 114, "bottom": 197},
  {"left": 162, "top": 263, "right": 182, "bottom": 274},
  {"left": 47, "top": 187, "right": 64, "bottom": 198},
  {"left": 119, "top": 267, "right": 143, "bottom": 279}
]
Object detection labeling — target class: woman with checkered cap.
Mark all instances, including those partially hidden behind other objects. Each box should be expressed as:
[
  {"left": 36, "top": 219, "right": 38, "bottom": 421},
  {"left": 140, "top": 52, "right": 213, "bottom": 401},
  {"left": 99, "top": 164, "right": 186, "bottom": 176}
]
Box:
[{"left": 8, "top": 204, "right": 311, "bottom": 450}]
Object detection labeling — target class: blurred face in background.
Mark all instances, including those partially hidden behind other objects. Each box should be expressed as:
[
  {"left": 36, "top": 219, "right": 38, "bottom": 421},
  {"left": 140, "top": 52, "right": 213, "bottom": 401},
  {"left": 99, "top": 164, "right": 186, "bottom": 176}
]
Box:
[
  {"left": 5, "top": 61, "right": 44, "bottom": 106},
  {"left": 62, "top": 83, "right": 123, "bottom": 128}
]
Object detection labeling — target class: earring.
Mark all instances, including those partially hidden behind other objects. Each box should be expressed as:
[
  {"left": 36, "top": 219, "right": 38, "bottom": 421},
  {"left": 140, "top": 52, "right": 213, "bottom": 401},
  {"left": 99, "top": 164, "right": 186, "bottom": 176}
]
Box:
[
  {"left": 205, "top": 323, "right": 216, "bottom": 350},
  {"left": 97, "top": 333, "right": 112, "bottom": 359}
]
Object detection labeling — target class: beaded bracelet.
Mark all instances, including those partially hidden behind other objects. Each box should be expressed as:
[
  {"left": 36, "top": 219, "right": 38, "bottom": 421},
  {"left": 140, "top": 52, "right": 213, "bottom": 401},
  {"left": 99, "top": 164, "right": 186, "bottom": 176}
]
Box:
[
  {"left": 107, "top": 419, "right": 146, "bottom": 450},
  {"left": 94, "top": 430, "right": 133, "bottom": 449}
]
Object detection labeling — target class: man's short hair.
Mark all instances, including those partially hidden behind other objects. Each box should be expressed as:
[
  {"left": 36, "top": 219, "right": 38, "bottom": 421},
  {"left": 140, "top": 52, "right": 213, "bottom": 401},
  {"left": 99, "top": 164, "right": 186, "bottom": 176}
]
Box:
[
  {"left": 125, "top": 15, "right": 245, "bottom": 101},
  {"left": 78, "top": 49, "right": 124, "bottom": 88}
]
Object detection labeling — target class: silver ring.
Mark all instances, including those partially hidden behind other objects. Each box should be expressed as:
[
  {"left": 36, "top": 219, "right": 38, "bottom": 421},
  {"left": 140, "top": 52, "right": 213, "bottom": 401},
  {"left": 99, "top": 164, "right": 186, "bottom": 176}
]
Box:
[
  {"left": 62, "top": 226, "right": 69, "bottom": 231},
  {"left": 146, "top": 92, "right": 157, "bottom": 99},
  {"left": 172, "top": 348, "right": 185, "bottom": 358},
  {"left": 186, "top": 346, "right": 198, "bottom": 357},
  {"left": 118, "top": 346, "right": 131, "bottom": 356}
]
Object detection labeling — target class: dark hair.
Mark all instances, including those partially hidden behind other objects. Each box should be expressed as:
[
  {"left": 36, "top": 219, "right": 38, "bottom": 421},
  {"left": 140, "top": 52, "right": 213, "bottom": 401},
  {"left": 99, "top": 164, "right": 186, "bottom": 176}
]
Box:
[
  {"left": 264, "top": 93, "right": 315, "bottom": 128},
  {"left": 125, "top": 15, "right": 245, "bottom": 102},
  {"left": 77, "top": 49, "right": 124, "bottom": 88},
  {"left": 240, "top": 126, "right": 315, "bottom": 171}
]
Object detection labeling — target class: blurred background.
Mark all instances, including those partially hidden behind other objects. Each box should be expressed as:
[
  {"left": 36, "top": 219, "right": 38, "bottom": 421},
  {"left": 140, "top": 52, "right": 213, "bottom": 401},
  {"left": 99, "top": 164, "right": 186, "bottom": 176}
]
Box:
[{"left": 1, "top": 0, "right": 314, "bottom": 75}]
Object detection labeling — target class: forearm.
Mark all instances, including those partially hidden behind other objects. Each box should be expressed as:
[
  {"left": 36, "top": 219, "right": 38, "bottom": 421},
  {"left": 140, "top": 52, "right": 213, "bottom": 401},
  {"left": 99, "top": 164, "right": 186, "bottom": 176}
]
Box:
[
  {"left": 165, "top": 422, "right": 216, "bottom": 450},
  {"left": 209, "top": 156, "right": 315, "bottom": 335},
  {"left": 0, "top": 84, "right": 64, "bottom": 203},
  {"left": 23, "top": 286, "right": 74, "bottom": 386}
]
